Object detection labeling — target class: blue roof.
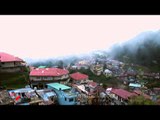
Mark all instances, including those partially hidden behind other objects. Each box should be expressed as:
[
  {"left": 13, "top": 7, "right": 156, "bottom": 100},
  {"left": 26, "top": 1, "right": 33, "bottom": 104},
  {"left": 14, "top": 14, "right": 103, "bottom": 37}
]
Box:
[
  {"left": 129, "top": 83, "right": 141, "bottom": 88},
  {"left": 8, "top": 88, "right": 34, "bottom": 93},
  {"left": 47, "top": 83, "right": 71, "bottom": 90}
]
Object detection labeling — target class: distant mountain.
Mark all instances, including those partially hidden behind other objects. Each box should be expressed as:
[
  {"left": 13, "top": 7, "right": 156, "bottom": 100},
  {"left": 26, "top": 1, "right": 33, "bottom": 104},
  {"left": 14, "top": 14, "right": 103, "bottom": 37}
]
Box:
[
  {"left": 25, "top": 29, "right": 160, "bottom": 72},
  {"left": 24, "top": 48, "right": 110, "bottom": 67},
  {"left": 25, "top": 54, "right": 88, "bottom": 67},
  {"left": 108, "top": 30, "right": 160, "bottom": 71}
]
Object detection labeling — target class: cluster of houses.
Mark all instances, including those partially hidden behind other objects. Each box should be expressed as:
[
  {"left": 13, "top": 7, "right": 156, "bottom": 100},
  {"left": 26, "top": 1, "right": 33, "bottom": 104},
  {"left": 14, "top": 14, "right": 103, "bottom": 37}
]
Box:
[
  {"left": 1, "top": 52, "right": 160, "bottom": 105},
  {"left": 90, "top": 63, "right": 104, "bottom": 76},
  {"left": 70, "top": 60, "right": 90, "bottom": 70},
  {"left": 105, "top": 88, "right": 151, "bottom": 105}
]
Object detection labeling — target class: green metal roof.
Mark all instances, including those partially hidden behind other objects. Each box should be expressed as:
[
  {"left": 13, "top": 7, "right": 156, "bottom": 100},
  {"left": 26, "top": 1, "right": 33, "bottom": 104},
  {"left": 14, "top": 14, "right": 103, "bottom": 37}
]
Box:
[
  {"left": 38, "top": 66, "right": 46, "bottom": 68},
  {"left": 47, "top": 83, "right": 71, "bottom": 90}
]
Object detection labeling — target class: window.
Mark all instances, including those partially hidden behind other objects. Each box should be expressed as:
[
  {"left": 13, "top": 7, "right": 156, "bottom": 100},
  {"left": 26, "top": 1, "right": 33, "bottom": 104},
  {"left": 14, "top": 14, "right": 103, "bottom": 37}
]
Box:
[
  {"left": 69, "top": 98, "right": 74, "bottom": 102},
  {"left": 118, "top": 96, "right": 121, "bottom": 100},
  {"left": 38, "top": 83, "right": 44, "bottom": 89},
  {"left": 65, "top": 97, "right": 67, "bottom": 101}
]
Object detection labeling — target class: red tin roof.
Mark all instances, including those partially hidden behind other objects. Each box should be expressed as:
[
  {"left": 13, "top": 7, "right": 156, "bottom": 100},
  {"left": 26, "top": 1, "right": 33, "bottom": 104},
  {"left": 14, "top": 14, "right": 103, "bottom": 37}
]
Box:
[
  {"left": 30, "top": 68, "right": 69, "bottom": 76},
  {"left": 111, "top": 88, "right": 137, "bottom": 100},
  {"left": 70, "top": 72, "right": 88, "bottom": 81},
  {"left": 0, "top": 52, "right": 23, "bottom": 62}
]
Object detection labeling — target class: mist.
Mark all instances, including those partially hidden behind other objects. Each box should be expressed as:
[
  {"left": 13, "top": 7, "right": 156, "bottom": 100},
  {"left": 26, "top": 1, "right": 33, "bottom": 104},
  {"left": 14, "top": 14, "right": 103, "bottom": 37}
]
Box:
[
  {"left": 25, "top": 29, "right": 160, "bottom": 70},
  {"left": 109, "top": 30, "right": 160, "bottom": 67}
]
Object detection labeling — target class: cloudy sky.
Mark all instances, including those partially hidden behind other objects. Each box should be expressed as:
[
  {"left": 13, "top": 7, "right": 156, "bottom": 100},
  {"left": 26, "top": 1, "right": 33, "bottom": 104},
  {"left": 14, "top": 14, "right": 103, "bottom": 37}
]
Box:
[{"left": 0, "top": 15, "right": 160, "bottom": 59}]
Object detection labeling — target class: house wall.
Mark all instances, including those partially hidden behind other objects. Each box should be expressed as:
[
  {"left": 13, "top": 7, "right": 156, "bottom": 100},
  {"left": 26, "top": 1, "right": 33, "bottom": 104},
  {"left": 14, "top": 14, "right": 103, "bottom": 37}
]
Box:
[
  {"left": 29, "top": 72, "right": 69, "bottom": 88},
  {"left": 1, "top": 62, "right": 23, "bottom": 68},
  {"left": 90, "top": 88, "right": 95, "bottom": 92},
  {"left": 47, "top": 88, "right": 77, "bottom": 105},
  {"left": 109, "top": 93, "right": 127, "bottom": 104},
  {"left": 73, "top": 78, "right": 88, "bottom": 84},
  {"left": 73, "top": 80, "right": 81, "bottom": 84},
  {"left": 31, "top": 82, "right": 46, "bottom": 89},
  {"left": 54, "top": 74, "right": 69, "bottom": 80},
  {"left": 1, "top": 62, "right": 15, "bottom": 68},
  {"left": 30, "top": 76, "right": 54, "bottom": 81},
  {"left": 30, "top": 75, "right": 70, "bottom": 89},
  {"left": 14, "top": 62, "right": 24, "bottom": 67},
  {"left": 0, "top": 67, "right": 21, "bottom": 72},
  {"left": 90, "top": 64, "right": 104, "bottom": 76},
  {"left": 108, "top": 93, "right": 115, "bottom": 103},
  {"left": 104, "top": 73, "right": 112, "bottom": 77},
  {"left": 113, "top": 94, "right": 118, "bottom": 100},
  {"left": 30, "top": 74, "right": 69, "bottom": 81}
]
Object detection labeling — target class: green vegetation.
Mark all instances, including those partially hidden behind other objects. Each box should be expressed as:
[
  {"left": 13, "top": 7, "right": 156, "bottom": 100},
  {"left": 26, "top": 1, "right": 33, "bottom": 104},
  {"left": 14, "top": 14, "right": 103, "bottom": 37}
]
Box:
[
  {"left": 124, "top": 64, "right": 150, "bottom": 72},
  {"left": 110, "top": 35, "right": 160, "bottom": 72},
  {"left": 148, "top": 65, "right": 160, "bottom": 72},
  {"left": 128, "top": 96, "right": 155, "bottom": 105},
  {"left": 0, "top": 67, "right": 29, "bottom": 89},
  {"left": 146, "top": 79, "right": 160, "bottom": 89},
  {"left": 69, "top": 68, "right": 122, "bottom": 87}
]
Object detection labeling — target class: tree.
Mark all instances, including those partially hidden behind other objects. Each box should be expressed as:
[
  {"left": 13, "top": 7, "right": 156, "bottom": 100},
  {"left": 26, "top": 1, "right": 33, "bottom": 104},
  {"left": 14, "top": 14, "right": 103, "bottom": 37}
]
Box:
[
  {"left": 102, "top": 83, "right": 108, "bottom": 89},
  {"left": 57, "top": 60, "right": 64, "bottom": 69}
]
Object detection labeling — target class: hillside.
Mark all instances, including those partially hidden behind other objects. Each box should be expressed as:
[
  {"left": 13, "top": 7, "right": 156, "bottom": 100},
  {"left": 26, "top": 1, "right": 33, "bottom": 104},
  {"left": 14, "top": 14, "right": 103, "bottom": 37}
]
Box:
[
  {"left": 69, "top": 68, "right": 123, "bottom": 88},
  {"left": 0, "top": 68, "right": 29, "bottom": 89},
  {"left": 109, "top": 30, "right": 160, "bottom": 72}
]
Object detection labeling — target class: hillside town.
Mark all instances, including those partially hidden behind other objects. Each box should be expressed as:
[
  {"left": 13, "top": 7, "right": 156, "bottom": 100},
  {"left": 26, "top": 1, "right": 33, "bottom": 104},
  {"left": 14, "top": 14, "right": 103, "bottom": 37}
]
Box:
[{"left": 1, "top": 52, "right": 160, "bottom": 105}]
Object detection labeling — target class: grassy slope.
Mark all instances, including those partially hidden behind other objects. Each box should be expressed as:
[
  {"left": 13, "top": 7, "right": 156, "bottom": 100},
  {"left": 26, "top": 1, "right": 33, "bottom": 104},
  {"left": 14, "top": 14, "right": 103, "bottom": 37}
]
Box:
[
  {"left": 0, "top": 71, "right": 29, "bottom": 89},
  {"left": 147, "top": 65, "right": 160, "bottom": 72}
]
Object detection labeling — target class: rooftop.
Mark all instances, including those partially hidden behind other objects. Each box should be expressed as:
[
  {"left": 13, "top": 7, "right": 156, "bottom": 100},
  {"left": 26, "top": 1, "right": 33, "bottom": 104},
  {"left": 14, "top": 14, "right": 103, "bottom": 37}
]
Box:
[
  {"left": 133, "top": 90, "right": 151, "bottom": 100},
  {"left": 8, "top": 88, "right": 34, "bottom": 93},
  {"left": 47, "top": 83, "right": 71, "bottom": 91},
  {"left": 129, "top": 83, "right": 141, "bottom": 88},
  {"left": 70, "top": 72, "right": 88, "bottom": 81},
  {"left": 88, "top": 82, "right": 98, "bottom": 88},
  {"left": 0, "top": 52, "right": 23, "bottom": 62},
  {"left": 111, "top": 89, "right": 137, "bottom": 100},
  {"left": 30, "top": 68, "right": 69, "bottom": 76}
]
